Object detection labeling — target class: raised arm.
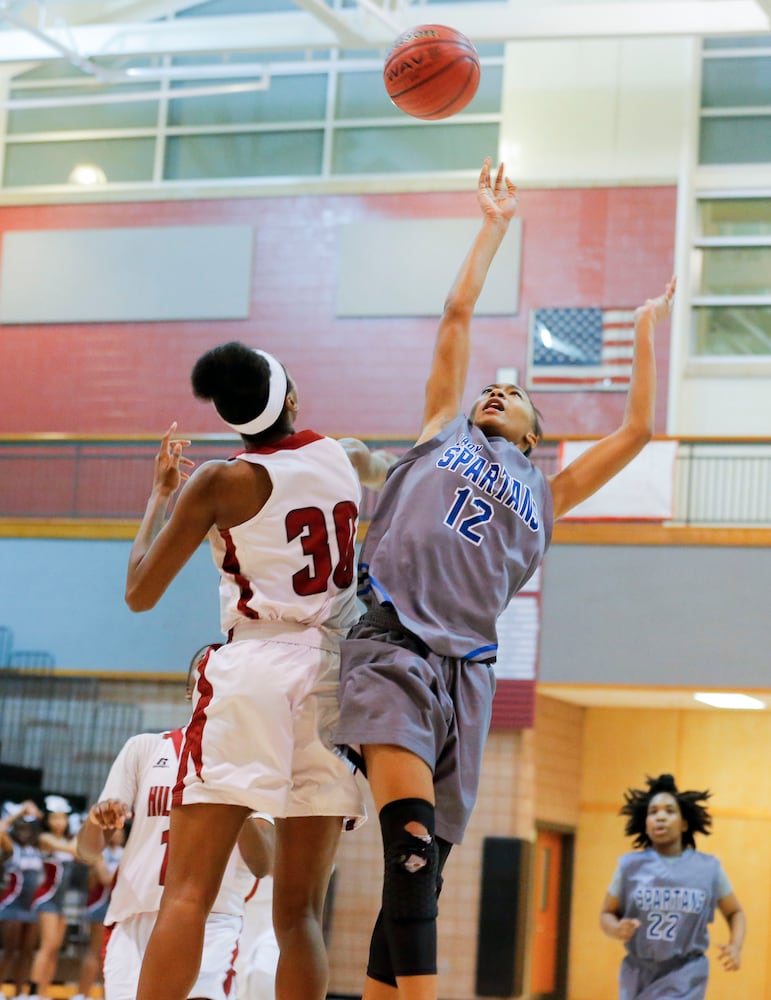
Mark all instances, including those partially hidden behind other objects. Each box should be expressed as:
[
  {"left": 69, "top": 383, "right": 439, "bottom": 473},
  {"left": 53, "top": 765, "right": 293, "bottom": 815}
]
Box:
[
  {"left": 417, "top": 158, "right": 519, "bottom": 446},
  {"left": 548, "top": 276, "right": 676, "bottom": 521},
  {"left": 125, "top": 423, "right": 214, "bottom": 612},
  {"left": 0, "top": 800, "right": 41, "bottom": 855}
]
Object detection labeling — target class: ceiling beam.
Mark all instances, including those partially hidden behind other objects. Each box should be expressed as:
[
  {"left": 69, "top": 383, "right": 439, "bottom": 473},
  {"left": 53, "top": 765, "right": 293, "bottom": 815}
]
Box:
[{"left": 0, "top": 1, "right": 767, "bottom": 66}]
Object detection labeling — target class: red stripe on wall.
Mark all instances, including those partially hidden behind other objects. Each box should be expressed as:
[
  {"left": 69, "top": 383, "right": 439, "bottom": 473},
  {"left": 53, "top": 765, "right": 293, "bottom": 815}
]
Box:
[{"left": 490, "top": 679, "right": 536, "bottom": 730}]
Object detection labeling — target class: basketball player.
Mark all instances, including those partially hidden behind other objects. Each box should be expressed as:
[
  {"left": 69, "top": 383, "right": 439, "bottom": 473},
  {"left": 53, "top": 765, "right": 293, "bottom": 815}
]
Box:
[
  {"left": 28, "top": 795, "right": 79, "bottom": 1000},
  {"left": 72, "top": 826, "right": 125, "bottom": 1000},
  {"left": 235, "top": 875, "right": 279, "bottom": 1000},
  {"left": 76, "top": 725, "right": 274, "bottom": 1000},
  {"left": 334, "top": 157, "right": 676, "bottom": 1000},
  {"left": 600, "top": 773, "right": 745, "bottom": 999},
  {"left": 0, "top": 801, "right": 44, "bottom": 997},
  {"left": 123, "top": 345, "right": 393, "bottom": 1000}
]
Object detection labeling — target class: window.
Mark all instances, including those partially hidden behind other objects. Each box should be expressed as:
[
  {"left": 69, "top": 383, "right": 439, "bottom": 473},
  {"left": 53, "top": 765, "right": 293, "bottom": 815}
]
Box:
[
  {"left": 1, "top": 10, "right": 504, "bottom": 193},
  {"left": 692, "top": 197, "right": 771, "bottom": 357},
  {"left": 692, "top": 38, "right": 771, "bottom": 359},
  {"left": 699, "top": 35, "right": 771, "bottom": 165}
]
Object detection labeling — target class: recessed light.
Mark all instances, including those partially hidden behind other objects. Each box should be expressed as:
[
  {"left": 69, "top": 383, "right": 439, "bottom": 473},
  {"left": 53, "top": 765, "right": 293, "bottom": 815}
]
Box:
[{"left": 694, "top": 692, "right": 766, "bottom": 710}]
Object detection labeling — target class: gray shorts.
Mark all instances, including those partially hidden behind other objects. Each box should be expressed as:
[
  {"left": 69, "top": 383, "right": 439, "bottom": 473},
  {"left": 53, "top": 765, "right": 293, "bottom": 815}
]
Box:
[
  {"left": 620, "top": 953, "right": 708, "bottom": 1000},
  {"left": 336, "top": 606, "right": 496, "bottom": 844}
]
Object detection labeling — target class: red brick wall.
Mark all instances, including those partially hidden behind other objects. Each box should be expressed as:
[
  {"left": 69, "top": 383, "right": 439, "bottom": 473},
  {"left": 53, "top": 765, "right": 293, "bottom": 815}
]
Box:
[{"left": 0, "top": 186, "right": 676, "bottom": 438}]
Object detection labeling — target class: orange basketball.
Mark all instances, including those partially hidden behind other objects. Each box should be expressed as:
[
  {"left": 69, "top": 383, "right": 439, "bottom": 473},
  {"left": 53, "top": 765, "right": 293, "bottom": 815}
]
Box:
[{"left": 383, "top": 24, "right": 481, "bottom": 121}]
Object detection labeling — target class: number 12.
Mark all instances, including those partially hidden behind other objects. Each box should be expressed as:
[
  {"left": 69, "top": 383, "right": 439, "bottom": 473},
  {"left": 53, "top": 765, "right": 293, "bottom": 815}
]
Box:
[{"left": 444, "top": 487, "right": 493, "bottom": 546}]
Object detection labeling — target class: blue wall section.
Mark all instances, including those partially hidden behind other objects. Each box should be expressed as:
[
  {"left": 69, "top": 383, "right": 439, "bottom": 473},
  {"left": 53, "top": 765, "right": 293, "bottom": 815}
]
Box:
[{"left": 0, "top": 538, "right": 221, "bottom": 672}]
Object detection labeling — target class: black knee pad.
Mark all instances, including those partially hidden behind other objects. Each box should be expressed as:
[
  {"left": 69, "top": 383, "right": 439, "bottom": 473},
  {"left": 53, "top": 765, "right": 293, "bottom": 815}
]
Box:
[
  {"left": 366, "top": 910, "right": 398, "bottom": 987},
  {"left": 436, "top": 835, "right": 453, "bottom": 899},
  {"left": 379, "top": 797, "right": 439, "bottom": 922}
]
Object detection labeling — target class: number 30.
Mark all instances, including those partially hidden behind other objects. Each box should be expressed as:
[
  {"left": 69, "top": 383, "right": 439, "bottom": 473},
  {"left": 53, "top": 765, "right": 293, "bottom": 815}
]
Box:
[{"left": 286, "top": 501, "right": 357, "bottom": 595}]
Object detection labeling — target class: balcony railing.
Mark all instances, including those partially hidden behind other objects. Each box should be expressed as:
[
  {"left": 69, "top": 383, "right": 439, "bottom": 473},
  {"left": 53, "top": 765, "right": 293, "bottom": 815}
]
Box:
[{"left": 0, "top": 435, "right": 769, "bottom": 526}]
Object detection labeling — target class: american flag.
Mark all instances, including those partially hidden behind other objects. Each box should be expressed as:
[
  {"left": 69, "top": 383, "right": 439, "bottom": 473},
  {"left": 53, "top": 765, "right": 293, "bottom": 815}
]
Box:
[{"left": 527, "top": 307, "right": 636, "bottom": 391}]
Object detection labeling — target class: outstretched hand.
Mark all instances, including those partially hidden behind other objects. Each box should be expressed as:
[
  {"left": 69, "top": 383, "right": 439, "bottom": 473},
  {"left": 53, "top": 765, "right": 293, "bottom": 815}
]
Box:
[
  {"left": 477, "top": 157, "right": 518, "bottom": 225},
  {"left": 716, "top": 941, "right": 742, "bottom": 971},
  {"left": 153, "top": 421, "right": 194, "bottom": 497},
  {"left": 635, "top": 275, "right": 677, "bottom": 325}
]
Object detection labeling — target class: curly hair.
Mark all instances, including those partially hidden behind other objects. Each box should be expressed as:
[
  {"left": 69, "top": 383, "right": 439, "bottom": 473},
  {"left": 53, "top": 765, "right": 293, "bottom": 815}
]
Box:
[{"left": 620, "top": 773, "right": 712, "bottom": 850}]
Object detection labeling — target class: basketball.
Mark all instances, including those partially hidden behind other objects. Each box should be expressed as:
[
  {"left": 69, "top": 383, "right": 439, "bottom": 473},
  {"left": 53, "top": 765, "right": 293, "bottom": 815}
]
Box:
[{"left": 383, "top": 24, "right": 481, "bottom": 121}]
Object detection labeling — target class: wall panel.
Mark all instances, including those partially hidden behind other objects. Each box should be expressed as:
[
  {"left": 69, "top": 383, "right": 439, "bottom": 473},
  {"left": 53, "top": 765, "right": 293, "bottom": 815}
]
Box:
[
  {"left": 0, "top": 186, "right": 676, "bottom": 439},
  {"left": 569, "top": 705, "right": 771, "bottom": 1000}
]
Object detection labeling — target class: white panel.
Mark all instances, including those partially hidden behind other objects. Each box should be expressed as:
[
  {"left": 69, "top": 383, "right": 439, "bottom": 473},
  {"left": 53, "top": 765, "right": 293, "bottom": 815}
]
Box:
[
  {"left": 500, "top": 37, "right": 691, "bottom": 185},
  {"left": 558, "top": 439, "right": 678, "bottom": 520},
  {"left": 336, "top": 218, "right": 522, "bottom": 317},
  {"left": 613, "top": 38, "right": 694, "bottom": 180},
  {"left": 0, "top": 225, "right": 253, "bottom": 324},
  {"left": 676, "top": 373, "right": 771, "bottom": 436},
  {"left": 495, "top": 595, "right": 540, "bottom": 681}
]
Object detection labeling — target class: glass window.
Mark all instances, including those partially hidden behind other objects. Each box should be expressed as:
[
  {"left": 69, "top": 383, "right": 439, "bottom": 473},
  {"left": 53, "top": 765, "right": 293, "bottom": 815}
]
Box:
[
  {"left": 704, "top": 35, "right": 771, "bottom": 50},
  {"left": 332, "top": 122, "right": 499, "bottom": 174},
  {"left": 699, "top": 116, "right": 771, "bottom": 164},
  {"left": 0, "top": 11, "right": 503, "bottom": 191},
  {"left": 701, "top": 57, "right": 771, "bottom": 108},
  {"left": 466, "top": 64, "right": 504, "bottom": 114},
  {"left": 336, "top": 70, "right": 405, "bottom": 119},
  {"left": 700, "top": 247, "right": 771, "bottom": 296},
  {"left": 177, "top": 0, "right": 297, "bottom": 16},
  {"left": 168, "top": 74, "right": 328, "bottom": 126},
  {"left": 164, "top": 130, "right": 324, "bottom": 179},
  {"left": 3, "top": 138, "right": 155, "bottom": 186},
  {"left": 699, "top": 198, "right": 771, "bottom": 237},
  {"left": 7, "top": 87, "right": 160, "bottom": 134},
  {"left": 693, "top": 307, "right": 771, "bottom": 355}
]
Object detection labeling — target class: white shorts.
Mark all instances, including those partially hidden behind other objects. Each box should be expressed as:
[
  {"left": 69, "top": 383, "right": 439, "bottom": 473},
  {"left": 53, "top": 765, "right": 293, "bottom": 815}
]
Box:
[
  {"left": 175, "top": 626, "right": 365, "bottom": 827},
  {"left": 236, "top": 878, "right": 279, "bottom": 1000},
  {"left": 104, "top": 910, "right": 241, "bottom": 1000}
]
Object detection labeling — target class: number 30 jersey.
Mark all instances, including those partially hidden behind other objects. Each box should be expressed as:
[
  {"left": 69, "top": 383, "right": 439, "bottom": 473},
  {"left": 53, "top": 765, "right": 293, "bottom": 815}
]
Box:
[
  {"left": 101, "top": 731, "right": 255, "bottom": 924},
  {"left": 209, "top": 431, "right": 361, "bottom": 638}
]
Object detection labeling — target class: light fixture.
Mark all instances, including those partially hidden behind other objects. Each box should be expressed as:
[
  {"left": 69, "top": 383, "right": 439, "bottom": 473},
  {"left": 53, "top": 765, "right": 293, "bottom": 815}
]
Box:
[
  {"left": 68, "top": 163, "right": 107, "bottom": 185},
  {"left": 694, "top": 692, "right": 766, "bottom": 710}
]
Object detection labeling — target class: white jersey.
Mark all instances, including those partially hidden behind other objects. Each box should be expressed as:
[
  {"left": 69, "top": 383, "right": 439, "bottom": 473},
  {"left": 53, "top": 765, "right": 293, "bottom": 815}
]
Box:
[
  {"left": 102, "top": 730, "right": 256, "bottom": 924},
  {"left": 209, "top": 431, "right": 361, "bottom": 637},
  {"left": 236, "top": 876, "right": 278, "bottom": 1000}
]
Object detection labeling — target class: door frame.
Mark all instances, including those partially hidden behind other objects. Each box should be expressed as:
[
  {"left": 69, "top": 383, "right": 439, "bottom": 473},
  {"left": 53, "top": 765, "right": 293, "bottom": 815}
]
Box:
[{"left": 530, "top": 822, "right": 575, "bottom": 1000}]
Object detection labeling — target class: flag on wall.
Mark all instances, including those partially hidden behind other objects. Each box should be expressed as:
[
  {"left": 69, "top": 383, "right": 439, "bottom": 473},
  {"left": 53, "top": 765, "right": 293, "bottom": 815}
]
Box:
[{"left": 527, "top": 307, "right": 636, "bottom": 391}]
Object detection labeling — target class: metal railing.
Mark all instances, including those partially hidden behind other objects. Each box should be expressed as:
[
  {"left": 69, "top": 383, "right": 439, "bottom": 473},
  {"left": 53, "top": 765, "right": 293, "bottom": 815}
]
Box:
[{"left": 0, "top": 435, "right": 769, "bottom": 526}]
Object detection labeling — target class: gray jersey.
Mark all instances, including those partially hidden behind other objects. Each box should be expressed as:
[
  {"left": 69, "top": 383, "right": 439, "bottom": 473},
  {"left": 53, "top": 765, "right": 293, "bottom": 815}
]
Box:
[
  {"left": 615, "top": 849, "right": 726, "bottom": 965},
  {"left": 359, "top": 415, "right": 553, "bottom": 661}
]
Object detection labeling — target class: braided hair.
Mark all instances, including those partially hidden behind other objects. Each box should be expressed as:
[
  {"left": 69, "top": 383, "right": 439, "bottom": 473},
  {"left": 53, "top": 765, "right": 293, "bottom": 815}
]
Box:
[{"left": 620, "top": 773, "right": 712, "bottom": 850}]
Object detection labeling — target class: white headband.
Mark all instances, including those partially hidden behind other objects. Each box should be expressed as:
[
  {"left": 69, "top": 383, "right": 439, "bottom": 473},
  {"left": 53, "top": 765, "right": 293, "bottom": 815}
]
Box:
[
  {"left": 45, "top": 794, "right": 71, "bottom": 814},
  {"left": 222, "top": 349, "right": 288, "bottom": 436}
]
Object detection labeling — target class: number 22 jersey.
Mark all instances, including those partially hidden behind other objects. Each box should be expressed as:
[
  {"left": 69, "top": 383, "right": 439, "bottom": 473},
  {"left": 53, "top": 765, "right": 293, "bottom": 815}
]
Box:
[{"left": 611, "top": 848, "right": 731, "bottom": 963}]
